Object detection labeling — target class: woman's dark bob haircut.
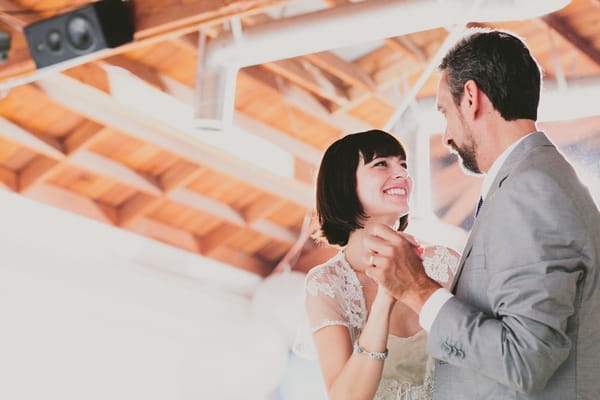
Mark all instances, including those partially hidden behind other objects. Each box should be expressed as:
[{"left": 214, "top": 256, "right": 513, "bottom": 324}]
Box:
[{"left": 315, "top": 129, "right": 408, "bottom": 246}]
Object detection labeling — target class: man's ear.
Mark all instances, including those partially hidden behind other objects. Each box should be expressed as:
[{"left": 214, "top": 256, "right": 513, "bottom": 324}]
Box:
[{"left": 462, "top": 79, "right": 480, "bottom": 119}]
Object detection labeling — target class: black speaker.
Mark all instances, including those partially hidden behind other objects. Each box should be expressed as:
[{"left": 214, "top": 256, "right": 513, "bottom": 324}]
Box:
[{"left": 24, "top": 0, "right": 134, "bottom": 69}]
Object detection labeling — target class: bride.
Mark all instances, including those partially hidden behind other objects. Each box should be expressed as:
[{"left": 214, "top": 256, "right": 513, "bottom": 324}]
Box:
[{"left": 295, "top": 129, "right": 459, "bottom": 400}]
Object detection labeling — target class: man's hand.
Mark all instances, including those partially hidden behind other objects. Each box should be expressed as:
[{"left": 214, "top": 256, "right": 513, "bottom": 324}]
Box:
[{"left": 363, "top": 223, "right": 441, "bottom": 314}]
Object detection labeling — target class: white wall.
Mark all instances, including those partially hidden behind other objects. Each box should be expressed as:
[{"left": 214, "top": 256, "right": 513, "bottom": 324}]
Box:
[{"left": 0, "top": 190, "right": 298, "bottom": 400}]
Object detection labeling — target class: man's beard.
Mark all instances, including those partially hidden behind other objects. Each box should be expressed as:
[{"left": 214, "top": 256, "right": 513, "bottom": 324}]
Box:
[
  {"left": 452, "top": 114, "right": 482, "bottom": 175},
  {"left": 451, "top": 141, "right": 481, "bottom": 175}
]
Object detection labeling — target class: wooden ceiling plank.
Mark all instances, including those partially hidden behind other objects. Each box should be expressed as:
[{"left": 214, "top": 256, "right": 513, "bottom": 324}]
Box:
[
  {"left": 125, "top": 215, "right": 201, "bottom": 253},
  {"left": 199, "top": 224, "right": 245, "bottom": 255},
  {"left": 0, "top": 0, "right": 39, "bottom": 29},
  {"left": 541, "top": 14, "right": 600, "bottom": 67},
  {"left": 0, "top": 117, "right": 64, "bottom": 158},
  {"left": 263, "top": 59, "right": 350, "bottom": 107},
  {"left": 304, "top": 52, "right": 377, "bottom": 93},
  {"left": 63, "top": 122, "right": 112, "bottom": 155},
  {"left": 169, "top": 187, "right": 296, "bottom": 245},
  {"left": 98, "top": 56, "right": 167, "bottom": 91},
  {"left": 125, "top": 215, "right": 273, "bottom": 275},
  {"left": 118, "top": 193, "right": 163, "bottom": 226},
  {"left": 159, "top": 161, "right": 205, "bottom": 192},
  {"left": 233, "top": 112, "right": 323, "bottom": 165},
  {"left": 283, "top": 84, "right": 372, "bottom": 133},
  {"left": 0, "top": 0, "right": 293, "bottom": 86},
  {"left": 36, "top": 73, "right": 314, "bottom": 207},
  {"left": 25, "top": 182, "right": 116, "bottom": 224},
  {"left": 154, "top": 70, "right": 326, "bottom": 164},
  {"left": 0, "top": 166, "right": 17, "bottom": 190},
  {"left": 18, "top": 155, "right": 62, "bottom": 192},
  {"left": 119, "top": 162, "right": 206, "bottom": 226},
  {"left": 68, "top": 151, "right": 163, "bottom": 196},
  {"left": 169, "top": 188, "right": 246, "bottom": 225},
  {"left": 242, "top": 195, "right": 286, "bottom": 224},
  {"left": 205, "top": 244, "right": 273, "bottom": 277},
  {"left": 249, "top": 219, "right": 297, "bottom": 244},
  {"left": 133, "top": 0, "right": 290, "bottom": 39},
  {"left": 384, "top": 36, "right": 427, "bottom": 63}
]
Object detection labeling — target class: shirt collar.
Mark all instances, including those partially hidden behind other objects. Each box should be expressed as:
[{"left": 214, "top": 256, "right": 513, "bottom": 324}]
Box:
[{"left": 481, "top": 131, "right": 536, "bottom": 200}]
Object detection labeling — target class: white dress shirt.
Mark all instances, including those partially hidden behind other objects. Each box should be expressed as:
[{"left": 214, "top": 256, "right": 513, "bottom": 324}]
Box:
[{"left": 419, "top": 132, "right": 536, "bottom": 331}]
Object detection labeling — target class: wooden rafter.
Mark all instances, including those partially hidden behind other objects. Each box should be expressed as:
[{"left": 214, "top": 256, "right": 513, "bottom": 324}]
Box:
[
  {"left": 541, "top": 14, "right": 600, "bottom": 67},
  {"left": 0, "top": 0, "right": 292, "bottom": 83},
  {"left": 0, "top": 113, "right": 300, "bottom": 247},
  {"left": 35, "top": 73, "right": 314, "bottom": 207}
]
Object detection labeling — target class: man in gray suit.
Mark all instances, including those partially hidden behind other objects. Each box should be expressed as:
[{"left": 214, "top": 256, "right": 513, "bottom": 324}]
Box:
[{"left": 364, "top": 29, "right": 600, "bottom": 399}]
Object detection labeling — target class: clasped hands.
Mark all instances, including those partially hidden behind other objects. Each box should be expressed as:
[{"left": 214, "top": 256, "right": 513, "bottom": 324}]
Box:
[{"left": 363, "top": 223, "right": 441, "bottom": 314}]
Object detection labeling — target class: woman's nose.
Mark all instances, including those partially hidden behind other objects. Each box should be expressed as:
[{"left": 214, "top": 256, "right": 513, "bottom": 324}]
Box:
[{"left": 394, "top": 167, "right": 408, "bottom": 178}]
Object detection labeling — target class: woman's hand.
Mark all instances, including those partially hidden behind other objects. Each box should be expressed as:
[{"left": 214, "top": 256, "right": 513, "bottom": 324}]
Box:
[{"left": 373, "top": 283, "right": 397, "bottom": 307}]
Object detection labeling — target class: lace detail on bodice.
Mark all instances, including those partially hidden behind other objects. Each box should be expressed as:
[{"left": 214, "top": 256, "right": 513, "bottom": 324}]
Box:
[
  {"left": 305, "top": 252, "right": 366, "bottom": 331},
  {"left": 422, "top": 245, "right": 459, "bottom": 283},
  {"left": 293, "top": 244, "right": 460, "bottom": 400}
]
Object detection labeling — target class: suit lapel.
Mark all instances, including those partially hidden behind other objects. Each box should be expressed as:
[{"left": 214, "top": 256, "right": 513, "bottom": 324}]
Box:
[{"left": 450, "top": 131, "right": 553, "bottom": 293}]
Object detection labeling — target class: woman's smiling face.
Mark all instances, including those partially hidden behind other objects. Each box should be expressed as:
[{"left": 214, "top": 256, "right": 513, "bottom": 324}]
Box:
[{"left": 355, "top": 153, "right": 412, "bottom": 224}]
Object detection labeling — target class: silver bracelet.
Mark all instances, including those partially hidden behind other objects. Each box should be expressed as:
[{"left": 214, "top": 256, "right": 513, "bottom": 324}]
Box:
[{"left": 353, "top": 341, "right": 388, "bottom": 360}]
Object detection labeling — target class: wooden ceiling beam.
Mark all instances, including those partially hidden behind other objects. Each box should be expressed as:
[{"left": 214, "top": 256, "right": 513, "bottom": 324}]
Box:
[
  {"left": 118, "top": 193, "right": 163, "bottom": 226},
  {"left": 541, "top": 14, "right": 600, "bottom": 67},
  {"left": 0, "top": 165, "right": 17, "bottom": 190},
  {"left": 63, "top": 121, "right": 112, "bottom": 155},
  {"left": 35, "top": 72, "right": 314, "bottom": 207},
  {"left": 0, "top": 0, "right": 39, "bottom": 29},
  {"left": 0, "top": 0, "right": 290, "bottom": 85},
  {"left": 69, "top": 151, "right": 163, "bottom": 196},
  {"left": 125, "top": 215, "right": 273, "bottom": 276},
  {"left": 263, "top": 58, "right": 351, "bottom": 107},
  {"left": 199, "top": 224, "right": 244, "bottom": 255},
  {"left": 0, "top": 114, "right": 161, "bottom": 192},
  {"left": 0, "top": 117, "right": 63, "bottom": 158},
  {"left": 384, "top": 36, "right": 427, "bottom": 63},
  {"left": 170, "top": 188, "right": 297, "bottom": 244},
  {"left": 25, "top": 182, "right": 116, "bottom": 224},
  {"left": 132, "top": 0, "right": 289, "bottom": 39},
  {"left": 98, "top": 56, "right": 167, "bottom": 91},
  {"left": 18, "top": 155, "right": 61, "bottom": 192},
  {"left": 159, "top": 160, "right": 206, "bottom": 192},
  {"left": 304, "top": 51, "right": 377, "bottom": 93},
  {"left": 241, "top": 195, "right": 286, "bottom": 224},
  {"left": 243, "top": 65, "right": 371, "bottom": 133},
  {"left": 127, "top": 215, "right": 202, "bottom": 253},
  {"left": 204, "top": 244, "right": 273, "bottom": 277},
  {"left": 0, "top": 113, "right": 300, "bottom": 246}
]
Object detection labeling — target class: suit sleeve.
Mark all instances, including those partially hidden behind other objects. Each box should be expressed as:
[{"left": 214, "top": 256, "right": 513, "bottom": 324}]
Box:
[{"left": 428, "top": 161, "right": 586, "bottom": 394}]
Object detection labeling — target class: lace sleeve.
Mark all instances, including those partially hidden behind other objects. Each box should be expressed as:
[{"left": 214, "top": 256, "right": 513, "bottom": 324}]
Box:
[
  {"left": 293, "top": 263, "right": 350, "bottom": 359},
  {"left": 421, "top": 245, "right": 461, "bottom": 288}
]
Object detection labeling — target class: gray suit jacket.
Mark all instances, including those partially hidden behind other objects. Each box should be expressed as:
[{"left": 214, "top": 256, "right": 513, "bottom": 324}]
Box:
[{"left": 429, "top": 132, "right": 600, "bottom": 399}]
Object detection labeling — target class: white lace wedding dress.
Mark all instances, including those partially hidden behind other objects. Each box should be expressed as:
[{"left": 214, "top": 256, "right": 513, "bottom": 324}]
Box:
[{"left": 294, "top": 245, "right": 459, "bottom": 400}]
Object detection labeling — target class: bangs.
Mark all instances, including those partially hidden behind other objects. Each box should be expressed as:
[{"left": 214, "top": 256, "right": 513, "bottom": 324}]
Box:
[{"left": 357, "top": 131, "right": 406, "bottom": 163}]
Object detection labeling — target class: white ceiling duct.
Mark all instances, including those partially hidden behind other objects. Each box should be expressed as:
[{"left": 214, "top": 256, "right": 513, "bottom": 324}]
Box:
[{"left": 195, "top": 0, "right": 572, "bottom": 123}]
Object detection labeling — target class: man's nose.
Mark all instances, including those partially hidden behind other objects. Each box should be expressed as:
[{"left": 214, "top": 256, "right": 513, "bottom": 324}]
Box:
[
  {"left": 442, "top": 129, "right": 450, "bottom": 146},
  {"left": 442, "top": 128, "right": 454, "bottom": 147}
]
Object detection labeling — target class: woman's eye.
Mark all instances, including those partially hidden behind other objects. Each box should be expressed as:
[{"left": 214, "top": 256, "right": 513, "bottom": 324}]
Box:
[{"left": 373, "top": 160, "right": 387, "bottom": 167}]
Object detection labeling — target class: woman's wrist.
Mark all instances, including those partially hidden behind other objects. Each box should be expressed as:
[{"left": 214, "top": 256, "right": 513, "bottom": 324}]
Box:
[{"left": 373, "top": 285, "right": 396, "bottom": 307}]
